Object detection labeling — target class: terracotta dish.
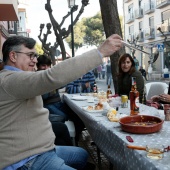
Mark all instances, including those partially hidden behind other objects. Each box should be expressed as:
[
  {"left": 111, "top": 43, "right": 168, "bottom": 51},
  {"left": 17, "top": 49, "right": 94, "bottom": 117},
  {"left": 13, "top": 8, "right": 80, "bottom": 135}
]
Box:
[{"left": 119, "top": 115, "right": 164, "bottom": 134}]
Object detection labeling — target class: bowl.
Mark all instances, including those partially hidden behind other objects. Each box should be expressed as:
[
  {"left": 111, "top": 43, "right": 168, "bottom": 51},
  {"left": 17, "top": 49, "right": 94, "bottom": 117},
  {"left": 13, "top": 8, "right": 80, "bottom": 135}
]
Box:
[{"left": 119, "top": 115, "right": 164, "bottom": 134}]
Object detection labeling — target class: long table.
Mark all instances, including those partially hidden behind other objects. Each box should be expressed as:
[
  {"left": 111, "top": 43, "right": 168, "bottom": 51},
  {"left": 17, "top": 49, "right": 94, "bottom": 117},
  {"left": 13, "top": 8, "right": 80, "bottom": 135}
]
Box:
[{"left": 63, "top": 94, "right": 170, "bottom": 170}]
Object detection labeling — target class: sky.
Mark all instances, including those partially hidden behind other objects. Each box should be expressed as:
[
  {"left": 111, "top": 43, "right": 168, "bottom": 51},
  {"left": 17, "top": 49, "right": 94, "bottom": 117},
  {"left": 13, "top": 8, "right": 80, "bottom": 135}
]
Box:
[{"left": 27, "top": 0, "right": 123, "bottom": 43}]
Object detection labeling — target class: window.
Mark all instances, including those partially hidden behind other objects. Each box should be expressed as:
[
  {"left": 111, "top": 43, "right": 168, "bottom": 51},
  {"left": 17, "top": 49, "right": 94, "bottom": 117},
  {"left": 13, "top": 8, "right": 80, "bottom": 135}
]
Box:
[
  {"left": 162, "top": 10, "right": 170, "bottom": 21},
  {"left": 139, "top": 21, "right": 143, "bottom": 30},
  {"left": 129, "top": 25, "right": 134, "bottom": 34},
  {"left": 139, "top": 0, "right": 143, "bottom": 7},
  {"left": 162, "top": 10, "right": 170, "bottom": 26},
  {"left": 128, "top": 4, "right": 133, "bottom": 13},
  {"left": 149, "top": 17, "right": 154, "bottom": 28}
]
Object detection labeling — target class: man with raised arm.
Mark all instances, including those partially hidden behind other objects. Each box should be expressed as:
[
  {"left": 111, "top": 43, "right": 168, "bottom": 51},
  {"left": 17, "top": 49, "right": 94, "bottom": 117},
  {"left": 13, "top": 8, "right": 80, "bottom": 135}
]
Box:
[{"left": 0, "top": 34, "right": 122, "bottom": 170}]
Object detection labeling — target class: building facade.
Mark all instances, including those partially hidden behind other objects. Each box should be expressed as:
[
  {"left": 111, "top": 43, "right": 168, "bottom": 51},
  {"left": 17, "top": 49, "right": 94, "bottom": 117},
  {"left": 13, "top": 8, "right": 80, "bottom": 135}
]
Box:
[
  {"left": 123, "top": 0, "right": 170, "bottom": 72},
  {"left": 0, "top": 0, "right": 18, "bottom": 59},
  {"left": 0, "top": 0, "right": 29, "bottom": 60},
  {"left": 17, "top": 0, "right": 30, "bottom": 37}
]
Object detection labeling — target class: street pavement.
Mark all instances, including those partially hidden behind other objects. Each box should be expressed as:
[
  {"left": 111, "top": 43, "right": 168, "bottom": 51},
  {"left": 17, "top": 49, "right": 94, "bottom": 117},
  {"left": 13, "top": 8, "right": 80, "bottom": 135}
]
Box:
[
  {"left": 96, "top": 78, "right": 114, "bottom": 93},
  {"left": 96, "top": 77, "right": 170, "bottom": 95},
  {"left": 59, "top": 77, "right": 169, "bottom": 95}
]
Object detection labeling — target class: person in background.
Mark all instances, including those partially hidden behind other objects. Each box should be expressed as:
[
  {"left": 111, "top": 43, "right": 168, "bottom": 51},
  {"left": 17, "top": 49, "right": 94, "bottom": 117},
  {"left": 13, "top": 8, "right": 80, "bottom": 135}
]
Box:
[
  {"left": 65, "top": 70, "right": 95, "bottom": 94},
  {"left": 81, "top": 70, "right": 95, "bottom": 93},
  {"left": 133, "top": 56, "right": 139, "bottom": 70},
  {"left": 148, "top": 63, "right": 153, "bottom": 80},
  {"left": 97, "top": 64, "right": 102, "bottom": 79},
  {"left": 101, "top": 63, "right": 106, "bottom": 79},
  {"left": 0, "top": 34, "right": 122, "bottom": 170},
  {"left": 117, "top": 53, "right": 144, "bottom": 103},
  {"left": 37, "top": 55, "right": 85, "bottom": 145},
  {"left": 93, "top": 67, "right": 98, "bottom": 79},
  {"left": 65, "top": 78, "right": 82, "bottom": 94},
  {"left": 37, "top": 55, "right": 68, "bottom": 120},
  {"left": 139, "top": 66, "right": 147, "bottom": 81},
  {"left": 106, "top": 60, "right": 112, "bottom": 85}
]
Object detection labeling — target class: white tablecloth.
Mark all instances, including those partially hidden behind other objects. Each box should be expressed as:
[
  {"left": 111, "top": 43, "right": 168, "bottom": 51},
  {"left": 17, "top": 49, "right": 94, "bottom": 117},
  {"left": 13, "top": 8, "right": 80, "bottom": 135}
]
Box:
[{"left": 63, "top": 94, "right": 170, "bottom": 170}]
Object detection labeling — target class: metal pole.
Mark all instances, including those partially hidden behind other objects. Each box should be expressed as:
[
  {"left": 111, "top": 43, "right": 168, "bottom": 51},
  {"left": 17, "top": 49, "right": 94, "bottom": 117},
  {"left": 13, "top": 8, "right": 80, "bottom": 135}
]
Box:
[
  {"left": 71, "top": 7, "right": 74, "bottom": 57},
  {"left": 160, "top": 51, "right": 164, "bottom": 75}
]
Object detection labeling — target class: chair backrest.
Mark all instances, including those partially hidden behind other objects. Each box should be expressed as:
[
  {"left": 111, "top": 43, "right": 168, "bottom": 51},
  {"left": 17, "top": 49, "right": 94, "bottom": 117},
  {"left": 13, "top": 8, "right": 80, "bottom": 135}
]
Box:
[{"left": 145, "top": 82, "right": 168, "bottom": 100}]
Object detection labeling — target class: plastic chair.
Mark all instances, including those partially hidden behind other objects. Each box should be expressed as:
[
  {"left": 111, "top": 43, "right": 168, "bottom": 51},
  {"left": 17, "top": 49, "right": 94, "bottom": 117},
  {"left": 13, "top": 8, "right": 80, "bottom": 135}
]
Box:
[
  {"left": 145, "top": 82, "right": 168, "bottom": 100},
  {"left": 65, "top": 120, "right": 76, "bottom": 146}
]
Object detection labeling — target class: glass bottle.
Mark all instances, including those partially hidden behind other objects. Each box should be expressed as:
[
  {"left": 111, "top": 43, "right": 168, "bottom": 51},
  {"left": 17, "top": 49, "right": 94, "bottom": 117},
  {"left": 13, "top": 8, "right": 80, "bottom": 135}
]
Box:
[
  {"left": 93, "top": 81, "right": 98, "bottom": 93},
  {"left": 129, "top": 77, "right": 139, "bottom": 115},
  {"left": 107, "top": 85, "right": 112, "bottom": 98},
  {"left": 142, "top": 87, "right": 146, "bottom": 105}
]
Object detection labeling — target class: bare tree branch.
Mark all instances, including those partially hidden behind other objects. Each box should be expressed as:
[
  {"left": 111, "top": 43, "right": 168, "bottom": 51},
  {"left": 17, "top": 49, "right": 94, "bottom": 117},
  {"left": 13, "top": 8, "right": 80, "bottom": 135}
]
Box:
[{"left": 38, "top": 0, "right": 89, "bottom": 65}]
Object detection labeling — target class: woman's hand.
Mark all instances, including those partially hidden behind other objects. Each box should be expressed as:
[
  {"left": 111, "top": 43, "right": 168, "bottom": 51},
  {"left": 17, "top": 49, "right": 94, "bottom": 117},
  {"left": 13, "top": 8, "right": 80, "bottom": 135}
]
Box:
[
  {"left": 159, "top": 94, "right": 170, "bottom": 103},
  {"left": 151, "top": 95, "right": 160, "bottom": 102}
]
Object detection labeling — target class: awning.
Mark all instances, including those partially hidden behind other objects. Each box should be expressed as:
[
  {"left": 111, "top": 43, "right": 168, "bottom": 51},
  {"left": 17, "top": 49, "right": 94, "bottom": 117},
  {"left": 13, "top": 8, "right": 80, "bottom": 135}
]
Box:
[{"left": 0, "top": 0, "right": 18, "bottom": 21}]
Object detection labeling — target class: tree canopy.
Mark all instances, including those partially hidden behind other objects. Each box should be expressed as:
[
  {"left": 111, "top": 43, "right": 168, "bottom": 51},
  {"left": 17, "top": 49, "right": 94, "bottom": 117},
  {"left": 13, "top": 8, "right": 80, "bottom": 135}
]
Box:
[
  {"left": 35, "top": 43, "right": 44, "bottom": 55},
  {"left": 66, "top": 12, "right": 123, "bottom": 49},
  {"left": 66, "top": 12, "right": 105, "bottom": 48}
]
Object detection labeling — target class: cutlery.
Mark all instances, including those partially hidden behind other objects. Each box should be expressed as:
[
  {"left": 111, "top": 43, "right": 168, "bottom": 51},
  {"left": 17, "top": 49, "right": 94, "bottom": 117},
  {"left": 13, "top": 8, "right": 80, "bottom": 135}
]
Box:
[
  {"left": 127, "top": 145, "right": 170, "bottom": 152},
  {"left": 122, "top": 40, "right": 150, "bottom": 55},
  {"left": 127, "top": 145, "right": 146, "bottom": 151},
  {"left": 121, "top": 41, "right": 159, "bottom": 60}
]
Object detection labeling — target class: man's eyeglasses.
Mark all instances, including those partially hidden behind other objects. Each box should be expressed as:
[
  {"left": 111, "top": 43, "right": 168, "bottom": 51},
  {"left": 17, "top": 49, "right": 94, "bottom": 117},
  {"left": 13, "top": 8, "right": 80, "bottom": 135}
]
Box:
[{"left": 14, "top": 51, "right": 39, "bottom": 60}]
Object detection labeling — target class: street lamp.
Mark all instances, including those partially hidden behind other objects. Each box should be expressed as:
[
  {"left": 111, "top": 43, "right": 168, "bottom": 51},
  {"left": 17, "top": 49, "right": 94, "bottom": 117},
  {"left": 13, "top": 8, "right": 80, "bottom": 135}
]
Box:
[{"left": 67, "top": 0, "right": 75, "bottom": 57}]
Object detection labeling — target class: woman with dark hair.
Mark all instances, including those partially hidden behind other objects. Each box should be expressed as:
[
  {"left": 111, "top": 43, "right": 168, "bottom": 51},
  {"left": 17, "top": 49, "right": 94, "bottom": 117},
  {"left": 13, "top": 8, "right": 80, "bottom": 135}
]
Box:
[
  {"left": 117, "top": 53, "right": 144, "bottom": 103},
  {"left": 0, "top": 59, "right": 4, "bottom": 71}
]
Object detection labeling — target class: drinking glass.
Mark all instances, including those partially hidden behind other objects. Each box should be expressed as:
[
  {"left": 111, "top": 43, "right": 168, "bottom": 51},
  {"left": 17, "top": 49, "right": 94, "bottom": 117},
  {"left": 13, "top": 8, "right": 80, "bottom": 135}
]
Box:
[{"left": 146, "top": 144, "right": 164, "bottom": 160}]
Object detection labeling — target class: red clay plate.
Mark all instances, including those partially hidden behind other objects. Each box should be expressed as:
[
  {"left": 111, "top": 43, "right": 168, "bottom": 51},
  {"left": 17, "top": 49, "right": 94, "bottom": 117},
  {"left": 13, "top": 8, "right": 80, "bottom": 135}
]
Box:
[{"left": 119, "top": 115, "right": 164, "bottom": 134}]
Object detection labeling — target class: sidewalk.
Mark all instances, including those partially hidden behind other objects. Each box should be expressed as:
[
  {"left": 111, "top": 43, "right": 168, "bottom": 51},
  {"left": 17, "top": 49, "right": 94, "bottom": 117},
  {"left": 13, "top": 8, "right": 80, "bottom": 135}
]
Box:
[
  {"left": 96, "top": 78, "right": 114, "bottom": 93},
  {"left": 96, "top": 78, "right": 170, "bottom": 94},
  {"left": 96, "top": 79, "right": 107, "bottom": 91}
]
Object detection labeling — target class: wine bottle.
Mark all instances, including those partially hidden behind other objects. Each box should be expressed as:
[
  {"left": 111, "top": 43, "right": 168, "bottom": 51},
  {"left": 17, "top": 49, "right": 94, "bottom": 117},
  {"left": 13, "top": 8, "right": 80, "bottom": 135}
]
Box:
[
  {"left": 129, "top": 77, "right": 139, "bottom": 115},
  {"left": 107, "top": 85, "right": 112, "bottom": 98},
  {"left": 142, "top": 87, "right": 146, "bottom": 105},
  {"left": 93, "top": 81, "right": 98, "bottom": 93}
]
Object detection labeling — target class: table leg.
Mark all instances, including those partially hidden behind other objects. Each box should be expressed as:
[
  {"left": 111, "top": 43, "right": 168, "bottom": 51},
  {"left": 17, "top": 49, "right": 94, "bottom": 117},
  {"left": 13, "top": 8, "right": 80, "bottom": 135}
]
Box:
[
  {"left": 109, "top": 162, "right": 113, "bottom": 170},
  {"left": 97, "top": 146, "right": 102, "bottom": 170}
]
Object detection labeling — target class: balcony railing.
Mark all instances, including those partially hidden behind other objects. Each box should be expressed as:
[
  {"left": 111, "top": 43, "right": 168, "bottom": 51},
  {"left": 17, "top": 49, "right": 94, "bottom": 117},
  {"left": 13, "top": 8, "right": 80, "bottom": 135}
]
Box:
[
  {"left": 134, "top": 8, "right": 143, "bottom": 19},
  {"left": 8, "top": 21, "right": 17, "bottom": 35},
  {"left": 127, "top": 34, "right": 135, "bottom": 42},
  {"left": 18, "top": 0, "right": 29, "bottom": 5},
  {"left": 8, "top": 29, "right": 17, "bottom": 35},
  {"left": 144, "top": 27, "right": 155, "bottom": 39},
  {"left": 144, "top": 1, "right": 155, "bottom": 14},
  {"left": 0, "top": 25, "right": 9, "bottom": 37},
  {"left": 17, "top": 31, "right": 29, "bottom": 37},
  {"left": 126, "top": 13, "right": 134, "bottom": 24},
  {"left": 17, "top": 27, "right": 23, "bottom": 31},
  {"left": 135, "top": 31, "right": 144, "bottom": 42},
  {"left": 156, "top": 0, "right": 170, "bottom": 8},
  {"left": 124, "top": 0, "right": 132, "bottom": 3}
]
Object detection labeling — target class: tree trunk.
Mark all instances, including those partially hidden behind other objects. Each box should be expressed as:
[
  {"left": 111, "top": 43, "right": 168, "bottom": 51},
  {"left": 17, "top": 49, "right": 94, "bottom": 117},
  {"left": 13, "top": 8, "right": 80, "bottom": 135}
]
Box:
[{"left": 99, "top": 0, "right": 125, "bottom": 93}]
